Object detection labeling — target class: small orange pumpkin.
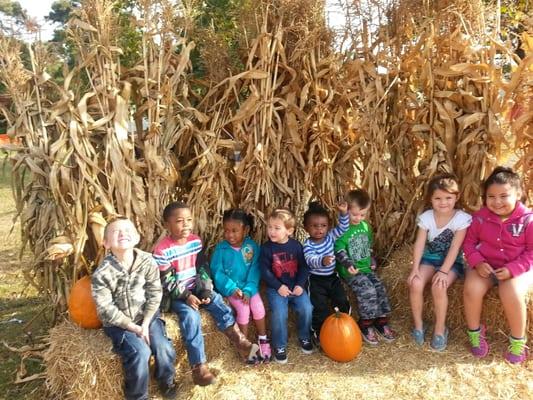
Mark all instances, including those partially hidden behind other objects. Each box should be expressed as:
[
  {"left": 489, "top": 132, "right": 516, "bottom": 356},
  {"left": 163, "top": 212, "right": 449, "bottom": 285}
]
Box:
[
  {"left": 68, "top": 275, "right": 102, "bottom": 329},
  {"left": 320, "top": 307, "right": 362, "bottom": 362}
]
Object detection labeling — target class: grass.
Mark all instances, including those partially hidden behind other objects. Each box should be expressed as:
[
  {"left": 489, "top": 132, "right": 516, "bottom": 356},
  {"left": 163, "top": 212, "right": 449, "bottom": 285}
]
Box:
[{"left": 0, "top": 154, "right": 51, "bottom": 400}]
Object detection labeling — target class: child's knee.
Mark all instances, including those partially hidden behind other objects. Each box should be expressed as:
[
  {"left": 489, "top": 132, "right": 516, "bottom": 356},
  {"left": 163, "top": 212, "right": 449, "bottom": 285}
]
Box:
[{"left": 409, "top": 278, "right": 425, "bottom": 293}]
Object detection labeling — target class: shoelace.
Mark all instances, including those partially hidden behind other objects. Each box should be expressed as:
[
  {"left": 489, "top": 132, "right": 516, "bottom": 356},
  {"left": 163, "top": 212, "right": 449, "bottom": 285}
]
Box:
[
  {"left": 508, "top": 338, "right": 527, "bottom": 356},
  {"left": 467, "top": 330, "right": 481, "bottom": 347}
]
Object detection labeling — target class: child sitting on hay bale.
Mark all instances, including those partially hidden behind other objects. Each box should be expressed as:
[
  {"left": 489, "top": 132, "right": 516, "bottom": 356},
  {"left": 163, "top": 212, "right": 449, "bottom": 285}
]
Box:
[
  {"left": 91, "top": 216, "right": 177, "bottom": 400},
  {"left": 334, "top": 189, "right": 397, "bottom": 345},
  {"left": 210, "top": 209, "right": 272, "bottom": 361},
  {"left": 407, "top": 174, "right": 472, "bottom": 351},
  {"left": 302, "top": 200, "right": 350, "bottom": 345},
  {"left": 153, "top": 202, "right": 261, "bottom": 386},
  {"left": 463, "top": 166, "right": 533, "bottom": 364},
  {"left": 260, "top": 208, "right": 314, "bottom": 364}
]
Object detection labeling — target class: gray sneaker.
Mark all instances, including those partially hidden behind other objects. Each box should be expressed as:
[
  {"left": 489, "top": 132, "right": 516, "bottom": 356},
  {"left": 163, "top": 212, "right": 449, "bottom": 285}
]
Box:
[
  {"left": 411, "top": 325, "right": 426, "bottom": 346},
  {"left": 430, "top": 328, "right": 449, "bottom": 351}
]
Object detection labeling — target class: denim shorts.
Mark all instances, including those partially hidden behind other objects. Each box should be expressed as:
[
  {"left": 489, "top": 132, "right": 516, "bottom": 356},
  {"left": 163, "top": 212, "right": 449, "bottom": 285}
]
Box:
[{"left": 420, "top": 257, "right": 465, "bottom": 279}]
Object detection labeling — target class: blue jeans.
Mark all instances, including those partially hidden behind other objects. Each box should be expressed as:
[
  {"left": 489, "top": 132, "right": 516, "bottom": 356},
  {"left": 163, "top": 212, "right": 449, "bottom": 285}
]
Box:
[
  {"left": 104, "top": 315, "right": 176, "bottom": 400},
  {"left": 172, "top": 292, "right": 235, "bottom": 366},
  {"left": 266, "top": 288, "right": 313, "bottom": 349}
]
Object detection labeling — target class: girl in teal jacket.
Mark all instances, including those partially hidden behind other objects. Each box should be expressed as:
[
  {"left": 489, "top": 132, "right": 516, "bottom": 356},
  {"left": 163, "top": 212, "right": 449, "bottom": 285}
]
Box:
[{"left": 210, "top": 209, "right": 271, "bottom": 361}]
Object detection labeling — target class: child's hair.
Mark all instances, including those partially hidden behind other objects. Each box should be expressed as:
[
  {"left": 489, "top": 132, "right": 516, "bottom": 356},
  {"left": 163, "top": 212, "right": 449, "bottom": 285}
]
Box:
[
  {"left": 425, "top": 173, "right": 460, "bottom": 205},
  {"left": 222, "top": 208, "right": 254, "bottom": 232},
  {"left": 162, "top": 201, "right": 189, "bottom": 222},
  {"left": 268, "top": 208, "right": 296, "bottom": 230},
  {"left": 482, "top": 166, "right": 523, "bottom": 201},
  {"left": 345, "top": 189, "right": 371, "bottom": 209},
  {"left": 303, "top": 201, "right": 329, "bottom": 226},
  {"left": 103, "top": 215, "right": 133, "bottom": 238}
]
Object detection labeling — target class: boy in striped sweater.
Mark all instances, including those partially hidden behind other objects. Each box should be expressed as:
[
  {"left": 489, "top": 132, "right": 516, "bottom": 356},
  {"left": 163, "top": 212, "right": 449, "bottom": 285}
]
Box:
[
  {"left": 153, "top": 202, "right": 260, "bottom": 386},
  {"left": 303, "top": 200, "right": 350, "bottom": 344}
]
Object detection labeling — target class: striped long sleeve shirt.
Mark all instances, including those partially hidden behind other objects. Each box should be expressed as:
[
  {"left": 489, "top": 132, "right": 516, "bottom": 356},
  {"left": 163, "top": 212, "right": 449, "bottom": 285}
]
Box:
[
  {"left": 153, "top": 234, "right": 203, "bottom": 300},
  {"left": 303, "top": 213, "right": 350, "bottom": 276}
]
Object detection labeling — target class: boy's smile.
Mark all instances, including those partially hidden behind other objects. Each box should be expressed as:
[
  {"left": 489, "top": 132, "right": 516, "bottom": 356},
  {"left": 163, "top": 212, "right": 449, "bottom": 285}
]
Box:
[{"left": 103, "top": 219, "right": 140, "bottom": 252}]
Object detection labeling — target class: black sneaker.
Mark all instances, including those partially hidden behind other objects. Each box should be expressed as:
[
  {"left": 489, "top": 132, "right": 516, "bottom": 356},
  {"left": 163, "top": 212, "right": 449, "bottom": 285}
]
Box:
[
  {"left": 274, "top": 347, "right": 288, "bottom": 364},
  {"left": 311, "top": 330, "right": 321, "bottom": 348},
  {"left": 299, "top": 338, "right": 314, "bottom": 354},
  {"left": 160, "top": 382, "right": 177, "bottom": 400}
]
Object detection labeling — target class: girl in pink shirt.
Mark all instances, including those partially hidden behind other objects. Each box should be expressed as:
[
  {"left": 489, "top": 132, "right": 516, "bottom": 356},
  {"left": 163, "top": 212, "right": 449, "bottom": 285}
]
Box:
[{"left": 463, "top": 167, "right": 533, "bottom": 364}]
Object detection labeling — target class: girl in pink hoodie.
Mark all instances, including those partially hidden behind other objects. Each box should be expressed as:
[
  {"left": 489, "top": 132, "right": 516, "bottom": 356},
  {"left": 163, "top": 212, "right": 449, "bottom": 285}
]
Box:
[{"left": 463, "top": 167, "right": 533, "bottom": 364}]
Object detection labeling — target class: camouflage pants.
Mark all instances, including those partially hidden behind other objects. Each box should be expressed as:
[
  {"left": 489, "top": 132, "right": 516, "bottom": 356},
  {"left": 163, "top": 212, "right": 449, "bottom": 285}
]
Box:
[{"left": 347, "top": 272, "right": 391, "bottom": 320}]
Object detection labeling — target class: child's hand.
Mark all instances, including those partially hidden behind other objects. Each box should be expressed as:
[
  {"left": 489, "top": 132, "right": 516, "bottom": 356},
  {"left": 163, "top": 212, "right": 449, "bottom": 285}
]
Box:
[
  {"left": 277, "top": 285, "right": 291, "bottom": 297},
  {"left": 242, "top": 294, "right": 250, "bottom": 304},
  {"left": 475, "top": 262, "right": 494, "bottom": 278},
  {"left": 337, "top": 200, "right": 348, "bottom": 214},
  {"left": 233, "top": 288, "right": 244, "bottom": 299},
  {"left": 292, "top": 285, "right": 304, "bottom": 296},
  {"left": 494, "top": 267, "right": 511, "bottom": 281},
  {"left": 347, "top": 266, "right": 359, "bottom": 275},
  {"left": 140, "top": 321, "right": 151, "bottom": 345},
  {"left": 201, "top": 297, "right": 211, "bottom": 305},
  {"left": 322, "top": 255, "right": 335, "bottom": 266},
  {"left": 186, "top": 294, "right": 203, "bottom": 310},
  {"left": 432, "top": 271, "right": 448, "bottom": 289},
  {"left": 407, "top": 269, "right": 420, "bottom": 285}
]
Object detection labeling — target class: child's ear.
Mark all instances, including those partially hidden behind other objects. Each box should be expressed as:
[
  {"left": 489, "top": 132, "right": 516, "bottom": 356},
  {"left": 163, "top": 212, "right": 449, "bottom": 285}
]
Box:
[{"left": 288, "top": 227, "right": 295, "bottom": 236}]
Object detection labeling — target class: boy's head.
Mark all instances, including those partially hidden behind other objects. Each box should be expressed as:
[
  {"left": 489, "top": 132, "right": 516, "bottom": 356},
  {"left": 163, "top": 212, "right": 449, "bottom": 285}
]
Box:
[
  {"left": 163, "top": 201, "right": 193, "bottom": 241},
  {"left": 103, "top": 216, "right": 140, "bottom": 252},
  {"left": 345, "top": 189, "right": 370, "bottom": 225},
  {"left": 303, "top": 201, "right": 330, "bottom": 241},
  {"left": 267, "top": 208, "right": 296, "bottom": 244}
]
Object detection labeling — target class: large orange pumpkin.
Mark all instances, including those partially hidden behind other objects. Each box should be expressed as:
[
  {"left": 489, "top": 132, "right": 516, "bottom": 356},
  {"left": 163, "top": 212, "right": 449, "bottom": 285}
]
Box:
[
  {"left": 320, "top": 308, "right": 362, "bottom": 362},
  {"left": 68, "top": 275, "right": 102, "bottom": 329}
]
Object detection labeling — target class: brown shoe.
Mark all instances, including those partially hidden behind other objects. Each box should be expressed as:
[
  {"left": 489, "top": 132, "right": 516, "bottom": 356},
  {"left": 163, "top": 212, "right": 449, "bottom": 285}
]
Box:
[
  {"left": 191, "top": 363, "right": 216, "bottom": 386},
  {"left": 223, "top": 324, "right": 260, "bottom": 363}
]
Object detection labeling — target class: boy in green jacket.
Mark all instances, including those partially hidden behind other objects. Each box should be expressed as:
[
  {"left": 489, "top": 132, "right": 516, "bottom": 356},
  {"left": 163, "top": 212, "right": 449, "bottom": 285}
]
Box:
[{"left": 334, "top": 189, "right": 396, "bottom": 346}]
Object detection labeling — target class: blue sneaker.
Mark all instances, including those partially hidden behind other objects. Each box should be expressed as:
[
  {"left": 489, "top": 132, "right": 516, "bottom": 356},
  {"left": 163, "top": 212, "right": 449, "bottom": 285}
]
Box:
[
  {"left": 430, "top": 328, "right": 449, "bottom": 351},
  {"left": 411, "top": 326, "right": 426, "bottom": 346}
]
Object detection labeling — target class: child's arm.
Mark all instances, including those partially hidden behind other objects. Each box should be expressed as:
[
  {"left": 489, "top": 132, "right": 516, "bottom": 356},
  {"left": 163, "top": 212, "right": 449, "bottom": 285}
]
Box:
[
  {"left": 329, "top": 211, "right": 350, "bottom": 241},
  {"left": 210, "top": 244, "right": 238, "bottom": 297},
  {"left": 334, "top": 233, "right": 358, "bottom": 275},
  {"left": 463, "top": 216, "right": 486, "bottom": 269},
  {"left": 92, "top": 271, "right": 134, "bottom": 330},
  {"left": 143, "top": 258, "right": 163, "bottom": 322},
  {"left": 407, "top": 227, "right": 427, "bottom": 284},
  {"left": 432, "top": 228, "right": 467, "bottom": 287},
  {"left": 294, "top": 242, "right": 310, "bottom": 291},
  {"left": 303, "top": 240, "right": 326, "bottom": 270},
  {"left": 259, "top": 244, "right": 283, "bottom": 290},
  {"left": 153, "top": 247, "right": 192, "bottom": 300},
  {"left": 502, "top": 220, "right": 533, "bottom": 278},
  {"left": 242, "top": 241, "right": 261, "bottom": 298}
]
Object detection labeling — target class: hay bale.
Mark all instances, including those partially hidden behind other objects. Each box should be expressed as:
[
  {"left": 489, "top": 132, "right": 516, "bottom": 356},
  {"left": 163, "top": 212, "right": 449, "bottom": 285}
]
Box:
[
  {"left": 44, "top": 311, "right": 229, "bottom": 400},
  {"left": 383, "top": 245, "right": 533, "bottom": 344}
]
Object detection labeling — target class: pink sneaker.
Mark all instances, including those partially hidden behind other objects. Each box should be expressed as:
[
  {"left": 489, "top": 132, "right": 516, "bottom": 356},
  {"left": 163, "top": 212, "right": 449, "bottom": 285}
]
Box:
[
  {"left": 259, "top": 338, "right": 271, "bottom": 362},
  {"left": 504, "top": 336, "right": 529, "bottom": 364},
  {"left": 467, "top": 325, "right": 489, "bottom": 358}
]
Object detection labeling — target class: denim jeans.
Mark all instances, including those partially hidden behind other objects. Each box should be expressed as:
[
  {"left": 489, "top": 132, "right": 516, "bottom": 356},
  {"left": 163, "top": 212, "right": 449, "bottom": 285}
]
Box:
[
  {"left": 104, "top": 315, "right": 176, "bottom": 400},
  {"left": 266, "top": 287, "right": 313, "bottom": 349},
  {"left": 172, "top": 291, "right": 235, "bottom": 366}
]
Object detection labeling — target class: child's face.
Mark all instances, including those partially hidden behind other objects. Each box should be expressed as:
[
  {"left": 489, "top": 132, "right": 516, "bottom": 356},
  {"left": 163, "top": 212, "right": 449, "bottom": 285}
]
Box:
[
  {"left": 305, "top": 215, "right": 329, "bottom": 241},
  {"left": 165, "top": 207, "right": 193, "bottom": 241},
  {"left": 348, "top": 203, "right": 369, "bottom": 225},
  {"left": 223, "top": 220, "right": 248, "bottom": 247},
  {"left": 103, "top": 219, "right": 140, "bottom": 252},
  {"left": 267, "top": 217, "right": 293, "bottom": 244},
  {"left": 486, "top": 183, "right": 519, "bottom": 219},
  {"left": 430, "top": 189, "right": 458, "bottom": 214}
]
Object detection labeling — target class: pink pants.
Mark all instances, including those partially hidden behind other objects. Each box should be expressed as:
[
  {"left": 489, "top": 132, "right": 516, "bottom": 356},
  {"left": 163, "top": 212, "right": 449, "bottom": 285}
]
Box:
[{"left": 228, "top": 293, "right": 266, "bottom": 325}]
